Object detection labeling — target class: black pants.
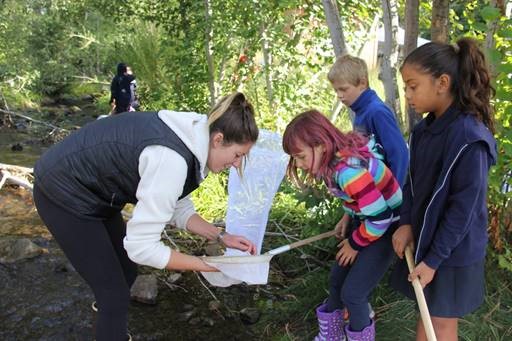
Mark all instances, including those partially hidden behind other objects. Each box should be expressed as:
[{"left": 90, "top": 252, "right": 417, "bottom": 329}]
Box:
[{"left": 33, "top": 185, "right": 137, "bottom": 341}]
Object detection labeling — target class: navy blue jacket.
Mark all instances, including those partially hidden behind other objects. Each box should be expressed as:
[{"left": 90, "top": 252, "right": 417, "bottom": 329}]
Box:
[
  {"left": 350, "top": 88, "right": 409, "bottom": 186},
  {"left": 399, "top": 107, "right": 497, "bottom": 268}
]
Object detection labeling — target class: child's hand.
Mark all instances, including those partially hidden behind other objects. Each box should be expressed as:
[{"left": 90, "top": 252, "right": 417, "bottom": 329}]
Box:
[
  {"left": 334, "top": 214, "right": 350, "bottom": 239},
  {"left": 408, "top": 261, "right": 436, "bottom": 288},
  {"left": 336, "top": 239, "right": 358, "bottom": 267},
  {"left": 392, "top": 224, "right": 414, "bottom": 259}
]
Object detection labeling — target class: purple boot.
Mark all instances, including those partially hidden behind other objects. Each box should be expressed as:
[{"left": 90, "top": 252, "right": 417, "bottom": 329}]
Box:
[
  {"left": 314, "top": 303, "right": 346, "bottom": 341},
  {"left": 344, "top": 319, "right": 375, "bottom": 341}
]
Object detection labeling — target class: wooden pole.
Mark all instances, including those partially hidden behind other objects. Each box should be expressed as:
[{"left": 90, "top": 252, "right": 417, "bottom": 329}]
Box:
[{"left": 405, "top": 246, "right": 437, "bottom": 341}]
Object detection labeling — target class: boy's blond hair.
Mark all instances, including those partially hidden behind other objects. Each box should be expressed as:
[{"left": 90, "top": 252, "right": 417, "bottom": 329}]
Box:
[{"left": 327, "top": 54, "right": 368, "bottom": 87}]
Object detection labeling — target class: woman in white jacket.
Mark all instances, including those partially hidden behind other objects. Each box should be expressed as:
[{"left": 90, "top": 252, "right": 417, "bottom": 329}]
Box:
[{"left": 33, "top": 92, "right": 258, "bottom": 341}]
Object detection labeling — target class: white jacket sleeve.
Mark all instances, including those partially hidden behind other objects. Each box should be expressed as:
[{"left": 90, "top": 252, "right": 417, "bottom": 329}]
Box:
[{"left": 123, "top": 145, "right": 197, "bottom": 269}]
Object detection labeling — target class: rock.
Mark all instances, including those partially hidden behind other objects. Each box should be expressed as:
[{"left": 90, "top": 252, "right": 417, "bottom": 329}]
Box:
[
  {"left": 0, "top": 238, "right": 44, "bottom": 263},
  {"left": 130, "top": 274, "right": 158, "bottom": 305},
  {"left": 177, "top": 308, "right": 196, "bottom": 322},
  {"left": 69, "top": 106, "right": 82, "bottom": 114},
  {"left": 11, "top": 143, "right": 23, "bottom": 152},
  {"left": 41, "top": 97, "right": 56, "bottom": 106},
  {"left": 167, "top": 273, "right": 182, "bottom": 284},
  {"left": 80, "top": 95, "right": 94, "bottom": 102},
  {"left": 204, "top": 242, "right": 223, "bottom": 256},
  {"left": 182, "top": 304, "right": 195, "bottom": 311},
  {"left": 14, "top": 122, "right": 27, "bottom": 131},
  {"left": 202, "top": 317, "right": 215, "bottom": 327},
  {"left": 208, "top": 300, "right": 221, "bottom": 311},
  {"left": 56, "top": 95, "right": 81, "bottom": 106},
  {"left": 239, "top": 307, "right": 260, "bottom": 325},
  {"left": 53, "top": 261, "right": 75, "bottom": 273},
  {"left": 188, "top": 317, "right": 202, "bottom": 325}
]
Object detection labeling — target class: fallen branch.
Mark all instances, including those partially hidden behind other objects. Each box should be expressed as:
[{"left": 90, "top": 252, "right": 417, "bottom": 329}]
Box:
[
  {"left": 0, "top": 172, "right": 7, "bottom": 190},
  {"left": 0, "top": 162, "right": 34, "bottom": 174},
  {"left": 0, "top": 171, "right": 33, "bottom": 191},
  {"left": 194, "top": 271, "right": 219, "bottom": 301},
  {"left": 0, "top": 108, "right": 68, "bottom": 132},
  {"left": 0, "top": 163, "right": 34, "bottom": 191},
  {"left": 71, "top": 75, "right": 110, "bottom": 85}
]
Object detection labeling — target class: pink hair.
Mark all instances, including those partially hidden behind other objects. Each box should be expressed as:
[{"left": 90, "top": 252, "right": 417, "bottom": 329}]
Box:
[{"left": 282, "top": 110, "right": 369, "bottom": 186}]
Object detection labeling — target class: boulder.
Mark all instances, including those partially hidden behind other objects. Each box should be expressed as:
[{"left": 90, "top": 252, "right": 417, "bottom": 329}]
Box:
[{"left": 0, "top": 237, "right": 45, "bottom": 263}]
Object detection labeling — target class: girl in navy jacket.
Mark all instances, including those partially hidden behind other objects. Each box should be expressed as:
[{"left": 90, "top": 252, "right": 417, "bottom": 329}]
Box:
[{"left": 390, "top": 38, "right": 497, "bottom": 340}]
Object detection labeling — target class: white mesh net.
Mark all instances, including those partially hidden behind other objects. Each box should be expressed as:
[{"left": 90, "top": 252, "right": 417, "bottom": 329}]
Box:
[{"left": 201, "top": 129, "right": 289, "bottom": 287}]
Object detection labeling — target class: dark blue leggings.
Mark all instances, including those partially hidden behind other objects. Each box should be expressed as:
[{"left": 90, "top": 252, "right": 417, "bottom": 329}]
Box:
[
  {"left": 326, "top": 230, "right": 395, "bottom": 331},
  {"left": 33, "top": 185, "right": 137, "bottom": 341}
]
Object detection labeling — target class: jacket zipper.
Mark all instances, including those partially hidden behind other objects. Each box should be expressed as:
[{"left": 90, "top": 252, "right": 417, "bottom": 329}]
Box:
[{"left": 415, "top": 144, "right": 469, "bottom": 262}]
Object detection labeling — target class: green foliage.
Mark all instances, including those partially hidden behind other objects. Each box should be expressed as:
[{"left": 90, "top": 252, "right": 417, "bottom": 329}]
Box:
[
  {"left": 192, "top": 173, "right": 229, "bottom": 222},
  {"left": 498, "top": 249, "right": 512, "bottom": 273},
  {"left": 1, "top": 1, "right": 511, "bottom": 339},
  {"left": 259, "top": 257, "right": 512, "bottom": 340},
  {"left": 118, "top": 21, "right": 174, "bottom": 111},
  {"left": 1, "top": 0, "right": 510, "bottom": 266},
  {"left": 481, "top": 9, "right": 512, "bottom": 269},
  {"left": 408, "top": 0, "right": 512, "bottom": 271}
]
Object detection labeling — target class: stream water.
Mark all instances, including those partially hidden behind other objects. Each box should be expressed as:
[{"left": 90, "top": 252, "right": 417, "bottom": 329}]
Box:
[{"left": 0, "top": 103, "right": 273, "bottom": 340}]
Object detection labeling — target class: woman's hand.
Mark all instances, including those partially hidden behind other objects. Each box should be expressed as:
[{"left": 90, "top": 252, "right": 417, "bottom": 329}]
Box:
[
  {"left": 334, "top": 213, "right": 350, "bottom": 239},
  {"left": 221, "top": 233, "right": 257, "bottom": 255},
  {"left": 184, "top": 215, "right": 257, "bottom": 255},
  {"left": 166, "top": 251, "right": 220, "bottom": 272},
  {"left": 336, "top": 239, "right": 358, "bottom": 267},
  {"left": 408, "top": 261, "right": 436, "bottom": 288},
  {"left": 392, "top": 224, "right": 414, "bottom": 259}
]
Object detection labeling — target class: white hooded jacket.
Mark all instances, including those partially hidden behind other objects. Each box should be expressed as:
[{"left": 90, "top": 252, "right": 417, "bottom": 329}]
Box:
[{"left": 123, "top": 110, "right": 210, "bottom": 269}]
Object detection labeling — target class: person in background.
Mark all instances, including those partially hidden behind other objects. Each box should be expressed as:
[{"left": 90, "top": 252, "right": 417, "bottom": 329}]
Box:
[
  {"left": 33, "top": 92, "right": 258, "bottom": 341},
  {"left": 126, "top": 66, "right": 139, "bottom": 111},
  {"left": 282, "top": 110, "right": 402, "bottom": 341},
  {"left": 390, "top": 38, "right": 497, "bottom": 340},
  {"left": 110, "top": 62, "right": 135, "bottom": 114}
]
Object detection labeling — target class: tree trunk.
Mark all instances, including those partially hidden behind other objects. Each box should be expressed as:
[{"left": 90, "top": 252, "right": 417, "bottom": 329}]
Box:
[
  {"left": 260, "top": 22, "right": 274, "bottom": 109},
  {"left": 403, "top": 0, "right": 422, "bottom": 134},
  {"left": 485, "top": 0, "right": 506, "bottom": 78},
  {"left": 322, "top": 0, "right": 349, "bottom": 122},
  {"left": 379, "top": 0, "right": 402, "bottom": 127},
  {"left": 403, "top": 0, "right": 420, "bottom": 59},
  {"left": 431, "top": 0, "right": 450, "bottom": 43},
  {"left": 204, "top": 0, "right": 216, "bottom": 106},
  {"left": 322, "top": 0, "right": 347, "bottom": 57}
]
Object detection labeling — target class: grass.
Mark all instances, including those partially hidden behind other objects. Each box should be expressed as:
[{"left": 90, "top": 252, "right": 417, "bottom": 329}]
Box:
[{"left": 251, "top": 254, "right": 512, "bottom": 340}]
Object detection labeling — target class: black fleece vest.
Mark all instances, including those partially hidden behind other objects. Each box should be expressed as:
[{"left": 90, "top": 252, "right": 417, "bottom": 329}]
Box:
[{"left": 34, "top": 111, "right": 201, "bottom": 219}]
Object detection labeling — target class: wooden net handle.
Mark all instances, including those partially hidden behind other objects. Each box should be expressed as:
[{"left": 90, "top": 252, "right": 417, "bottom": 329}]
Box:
[{"left": 405, "top": 246, "right": 437, "bottom": 341}]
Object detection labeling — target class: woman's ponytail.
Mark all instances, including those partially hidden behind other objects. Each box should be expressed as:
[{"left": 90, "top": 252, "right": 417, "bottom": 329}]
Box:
[{"left": 208, "top": 92, "right": 259, "bottom": 145}]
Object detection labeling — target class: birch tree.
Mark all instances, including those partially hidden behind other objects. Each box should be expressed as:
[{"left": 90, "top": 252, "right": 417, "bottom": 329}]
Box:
[
  {"left": 322, "top": 0, "right": 348, "bottom": 121},
  {"left": 431, "top": 0, "right": 450, "bottom": 43},
  {"left": 379, "top": 0, "right": 402, "bottom": 126},
  {"left": 403, "top": 0, "right": 421, "bottom": 133},
  {"left": 260, "top": 22, "right": 274, "bottom": 109},
  {"left": 322, "top": 0, "right": 347, "bottom": 57},
  {"left": 484, "top": 0, "right": 507, "bottom": 77},
  {"left": 204, "top": 0, "right": 216, "bottom": 106}
]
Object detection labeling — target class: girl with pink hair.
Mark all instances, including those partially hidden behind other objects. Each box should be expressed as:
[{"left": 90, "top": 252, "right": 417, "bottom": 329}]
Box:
[{"left": 283, "top": 110, "right": 402, "bottom": 341}]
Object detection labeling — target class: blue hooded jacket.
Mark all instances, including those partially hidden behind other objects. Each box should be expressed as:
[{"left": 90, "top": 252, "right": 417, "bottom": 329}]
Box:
[
  {"left": 400, "top": 107, "right": 497, "bottom": 269},
  {"left": 350, "top": 88, "right": 409, "bottom": 186}
]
